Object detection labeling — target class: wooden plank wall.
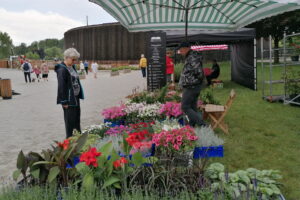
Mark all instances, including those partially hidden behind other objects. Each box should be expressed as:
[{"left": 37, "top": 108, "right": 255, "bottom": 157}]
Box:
[{"left": 64, "top": 23, "right": 147, "bottom": 61}]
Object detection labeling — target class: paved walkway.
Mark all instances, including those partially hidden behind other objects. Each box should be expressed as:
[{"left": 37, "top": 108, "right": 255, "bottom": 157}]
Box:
[{"left": 0, "top": 69, "right": 146, "bottom": 182}]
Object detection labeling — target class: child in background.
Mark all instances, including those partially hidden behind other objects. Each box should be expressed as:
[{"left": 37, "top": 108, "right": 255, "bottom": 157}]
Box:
[{"left": 33, "top": 65, "right": 41, "bottom": 82}]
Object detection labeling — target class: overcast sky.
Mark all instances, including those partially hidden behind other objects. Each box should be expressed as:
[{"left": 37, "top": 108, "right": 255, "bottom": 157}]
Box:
[{"left": 0, "top": 0, "right": 117, "bottom": 45}]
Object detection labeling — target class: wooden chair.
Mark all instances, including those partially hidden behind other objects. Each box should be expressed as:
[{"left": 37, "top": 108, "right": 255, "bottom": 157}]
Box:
[{"left": 202, "top": 89, "right": 236, "bottom": 134}]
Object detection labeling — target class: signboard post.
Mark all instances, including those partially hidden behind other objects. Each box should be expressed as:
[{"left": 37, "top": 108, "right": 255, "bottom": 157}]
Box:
[{"left": 146, "top": 32, "right": 166, "bottom": 91}]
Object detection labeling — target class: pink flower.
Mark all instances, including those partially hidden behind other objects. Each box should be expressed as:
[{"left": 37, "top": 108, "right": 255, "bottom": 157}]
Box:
[{"left": 176, "top": 136, "right": 182, "bottom": 141}]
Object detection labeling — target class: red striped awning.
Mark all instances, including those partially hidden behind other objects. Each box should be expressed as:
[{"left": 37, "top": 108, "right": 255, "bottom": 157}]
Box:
[{"left": 191, "top": 45, "right": 228, "bottom": 51}]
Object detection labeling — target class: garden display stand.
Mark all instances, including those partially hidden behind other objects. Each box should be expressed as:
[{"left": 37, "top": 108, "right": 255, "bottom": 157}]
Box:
[{"left": 202, "top": 89, "right": 236, "bottom": 134}]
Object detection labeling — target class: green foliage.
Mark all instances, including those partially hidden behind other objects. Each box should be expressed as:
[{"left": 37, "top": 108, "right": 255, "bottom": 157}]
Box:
[
  {"left": 111, "top": 68, "right": 119, "bottom": 72},
  {"left": 194, "top": 127, "right": 224, "bottom": 147},
  {"left": 45, "top": 47, "right": 62, "bottom": 60},
  {"left": 25, "top": 52, "right": 40, "bottom": 60},
  {"left": 199, "top": 88, "right": 220, "bottom": 105},
  {"left": 174, "top": 63, "right": 184, "bottom": 82},
  {"left": 205, "top": 163, "right": 282, "bottom": 199},
  {"left": 284, "top": 67, "right": 300, "bottom": 95},
  {"left": 13, "top": 134, "right": 88, "bottom": 186},
  {"left": 0, "top": 31, "right": 13, "bottom": 59}
]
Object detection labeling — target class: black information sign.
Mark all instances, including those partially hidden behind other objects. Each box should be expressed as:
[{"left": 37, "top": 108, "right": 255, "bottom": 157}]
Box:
[{"left": 146, "top": 32, "right": 166, "bottom": 91}]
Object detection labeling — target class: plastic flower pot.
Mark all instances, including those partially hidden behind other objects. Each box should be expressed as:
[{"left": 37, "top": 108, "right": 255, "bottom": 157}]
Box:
[
  {"left": 66, "top": 156, "right": 80, "bottom": 169},
  {"left": 178, "top": 118, "right": 184, "bottom": 126},
  {"left": 193, "top": 145, "right": 224, "bottom": 159},
  {"left": 104, "top": 119, "right": 125, "bottom": 127}
]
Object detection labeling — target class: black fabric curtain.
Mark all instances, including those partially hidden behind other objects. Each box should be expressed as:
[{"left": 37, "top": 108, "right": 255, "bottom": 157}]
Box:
[{"left": 230, "top": 42, "right": 255, "bottom": 90}]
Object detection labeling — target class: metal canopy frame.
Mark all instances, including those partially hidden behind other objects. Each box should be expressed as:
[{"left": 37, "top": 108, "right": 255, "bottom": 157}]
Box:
[
  {"left": 283, "top": 32, "right": 300, "bottom": 106},
  {"left": 261, "top": 33, "right": 300, "bottom": 105}
]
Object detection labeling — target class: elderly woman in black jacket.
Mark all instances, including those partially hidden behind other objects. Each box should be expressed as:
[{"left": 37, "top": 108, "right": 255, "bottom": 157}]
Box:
[{"left": 55, "top": 48, "right": 84, "bottom": 138}]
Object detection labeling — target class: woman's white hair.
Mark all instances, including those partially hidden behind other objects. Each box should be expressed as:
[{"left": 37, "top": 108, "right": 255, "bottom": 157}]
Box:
[{"left": 64, "top": 48, "right": 80, "bottom": 59}]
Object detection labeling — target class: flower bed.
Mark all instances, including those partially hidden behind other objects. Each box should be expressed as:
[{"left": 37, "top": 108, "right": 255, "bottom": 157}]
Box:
[{"left": 11, "top": 87, "right": 285, "bottom": 199}]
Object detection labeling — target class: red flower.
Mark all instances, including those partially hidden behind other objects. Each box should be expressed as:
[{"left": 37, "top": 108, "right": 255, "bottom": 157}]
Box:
[
  {"left": 113, "top": 157, "right": 128, "bottom": 169},
  {"left": 57, "top": 139, "right": 70, "bottom": 150},
  {"left": 80, "top": 147, "right": 102, "bottom": 167}
]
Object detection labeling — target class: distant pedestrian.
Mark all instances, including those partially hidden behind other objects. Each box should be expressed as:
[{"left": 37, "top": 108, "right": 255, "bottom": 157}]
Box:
[
  {"left": 33, "top": 65, "right": 41, "bottom": 82},
  {"left": 21, "top": 60, "right": 33, "bottom": 83},
  {"left": 79, "top": 61, "right": 85, "bottom": 73},
  {"left": 166, "top": 51, "right": 174, "bottom": 83},
  {"left": 84, "top": 60, "right": 89, "bottom": 74},
  {"left": 91, "top": 61, "right": 99, "bottom": 79},
  {"left": 41, "top": 61, "right": 49, "bottom": 81},
  {"left": 55, "top": 48, "right": 84, "bottom": 138},
  {"left": 206, "top": 59, "right": 220, "bottom": 86},
  {"left": 139, "top": 54, "right": 147, "bottom": 78}
]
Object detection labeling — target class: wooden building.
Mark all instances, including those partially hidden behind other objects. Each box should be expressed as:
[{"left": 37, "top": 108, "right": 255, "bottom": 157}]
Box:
[{"left": 64, "top": 23, "right": 147, "bottom": 63}]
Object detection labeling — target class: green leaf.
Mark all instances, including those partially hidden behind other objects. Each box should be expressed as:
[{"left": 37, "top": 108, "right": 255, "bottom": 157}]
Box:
[
  {"left": 47, "top": 166, "right": 60, "bottom": 183},
  {"left": 75, "top": 162, "right": 90, "bottom": 175},
  {"left": 102, "top": 176, "right": 120, "bottom": 189},
  {"left": 113, "top": 182, "right": 121, "bottom": 189},
  {"left": 97, "top": 155, "right": 107, "bottom": 169},
  {"left": 75, "top": 133, "right": 88, "bottom": 153},
  {"left": 63, "top": 143, "right": 76, "bottom": 160},
  {"left": 33, "top": 161, "right": 57, "bottom": 166},
  {"left": 31, "top": 169, "right": 40, "bottom": 179},
  {"left": 12, "top": 169, "right": 21, "bottom": 181},
  {"left": 99, "top": 142, "right": 113, "bottom": 156},
  {"left": 236, "top": 170, "right": 251, "bottom": 184},
  {"left": 132, "top": 152, "right": 144, "bottom": 167},
  {"left": 16, "top": 150, "right": 26, "bottom": 171},
  {"left": 82, "top": 173, "right": 94, "bottom": 190}
]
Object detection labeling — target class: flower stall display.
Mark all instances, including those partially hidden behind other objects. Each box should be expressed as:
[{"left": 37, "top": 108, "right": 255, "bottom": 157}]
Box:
[
  {"left": 152, "top": 118, "right": 181, "bottom": 133},
  {"left": 82, "top": 123, "right": 111, "bottom": 137},
  {"left": 105, "top": 125, "right": 133, "bottom": 136},
  {"left": 159, "top": 102, "right": 183, "bottom": 118},
  {"left": 136, "top": 103, "right": 161, "bottom": 120},
  {"left": 102, "top": 105, "right": 127, "bottom": 126},
  {"left": 193, "top": 127, "right": 224, "bottom": 159},
  {"left": 152, "top": 126, "right": 197, "bottom": 152}
]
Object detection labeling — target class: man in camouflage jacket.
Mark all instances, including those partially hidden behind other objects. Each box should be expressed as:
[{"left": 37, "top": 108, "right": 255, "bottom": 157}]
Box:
[{"left": 179, "top": 42, "right": 207, "bottom": 127}]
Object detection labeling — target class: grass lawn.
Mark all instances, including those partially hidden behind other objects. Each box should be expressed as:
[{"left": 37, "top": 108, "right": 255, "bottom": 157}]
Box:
[{"left": 206, "top": 62, "right": 300, "bottom": 199}]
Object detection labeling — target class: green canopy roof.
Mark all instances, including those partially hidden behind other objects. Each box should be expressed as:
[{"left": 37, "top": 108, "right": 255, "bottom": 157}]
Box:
[{"left": 90, "top": 0, "right": 300, "bottom": 33}]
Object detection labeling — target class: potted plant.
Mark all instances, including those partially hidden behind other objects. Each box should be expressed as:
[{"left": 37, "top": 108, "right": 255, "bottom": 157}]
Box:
[
  {"left": 111, "top": 68, "right": 120, "bottom": 76},
  {"left": 193, "top": 127, "right": 224, "bottom": 158},
  {"left": 78, "top": 70, "right": 86, "bottom": 79},
  {"left": 285, "top": 68, "right": 300, "bottom": 103},
  {"left": 123, "top": 66, "right": 131, "bottom": 73},
  {"left": 102, "top": 105, "right": 127, "bottom": 126},
  {"left": 289, "top": 40, "right": 300, "bottom": 61}
]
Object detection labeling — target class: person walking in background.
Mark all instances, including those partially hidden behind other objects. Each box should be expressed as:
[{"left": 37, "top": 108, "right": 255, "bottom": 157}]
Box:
[
  {"left": 91, "top": 61, "right": 99, "bottom": 79},
  {"left": 84, "top": 60, "right": 89, "bottom": 75},
  {"left": 55, "top": 48, "right": 84, "bottom": 138},
  {"left": 33, "top": 65, "right": 41, "bottom": 82},
  {"left": 79, "top": 61, "right": 85, "bottom": 73},
  {"left": 166, "top": 51, "right": 174, "bottom": 83},
  {"left": 22, "top": 60, "right": 32, "bottom": 83},
  {"left": 139, "top": 54, "right": 147, "bottom": 78},
  {"left": 206, "top": 59, "right": 220, "bottom": 86},
  {"left": 41, "top": 61, "right": 49, "bottom": 81},
  {"left": 178, "top": 42, "right": 207, "bottom": 127}
]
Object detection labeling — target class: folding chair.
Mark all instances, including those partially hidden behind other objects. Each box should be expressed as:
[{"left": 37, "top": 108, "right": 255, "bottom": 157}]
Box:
[{"left": 202, "top": 89, "right": 236, "bottom": 134}]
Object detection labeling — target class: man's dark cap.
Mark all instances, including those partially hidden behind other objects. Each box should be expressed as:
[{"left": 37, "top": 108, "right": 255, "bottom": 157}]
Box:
[{"left": 177, "top": 42, "right": 191, "bottom": 49}]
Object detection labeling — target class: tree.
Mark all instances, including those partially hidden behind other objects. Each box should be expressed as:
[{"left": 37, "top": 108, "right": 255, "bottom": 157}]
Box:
[
  {"left": 25, "top": 52, "right": 40, "bottom": 60},
  {"left": 45, "top": 47, "right": 63, "bottom": 60},
  {"left": 248, "top": 10, "right": 300, "bottom": 63},
  {"left": 14, "top": 43, "right": 28, "bottom": 56},
  {"left": 0, "top": 32, "right": 13, "bottom": 59}
]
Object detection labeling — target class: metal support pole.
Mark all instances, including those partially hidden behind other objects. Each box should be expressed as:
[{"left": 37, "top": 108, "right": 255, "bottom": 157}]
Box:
[
  {"left": 269, "top": 35, "right": 273, "bottom": 100},
  {"left": 254, "top": 38, "right": 257, "bottom": 91},
  {"left": 261, "top": 37, "right": 265, "bottom": 98},
  {"left": 283, "top": 32, "right": 287, "bottom": 103},
  {"left": 185, "top": 8, "right": 189, "bottom": 42}
]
